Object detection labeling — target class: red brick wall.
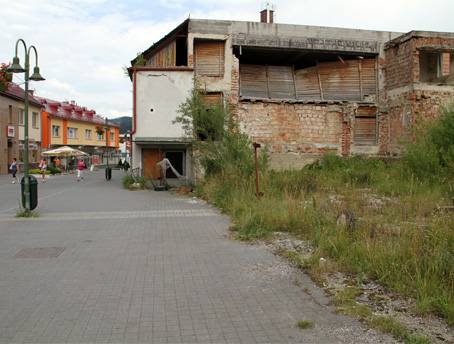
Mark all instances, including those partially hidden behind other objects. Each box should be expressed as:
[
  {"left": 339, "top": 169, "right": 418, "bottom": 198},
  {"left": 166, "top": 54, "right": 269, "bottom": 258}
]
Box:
[
  {"left": 386, "top": 89, "right": 454, "bottom": 149},
  {"left": 384, "top": 35, "right": 454, "bottom": 151},
  {"left": 237, "top": 102, "right": 343, "bottom": 154},
  {"left": 385, "top": 40, "right": 415, "bottom": 89}
]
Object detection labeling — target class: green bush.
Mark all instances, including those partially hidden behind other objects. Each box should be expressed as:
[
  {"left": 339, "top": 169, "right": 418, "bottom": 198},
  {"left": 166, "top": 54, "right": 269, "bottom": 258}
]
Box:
[
  {"left": 29, "top": 169, "right": 50, "bottom": 175},
  {"left": 122, "top": 173, "right": 135, "bottom": 188},
  {"left": 402, "top": 104, "right": 454, "bottom": 180},
  {"left": 173, "top": 79, "right": 269, "bottom": 178}
]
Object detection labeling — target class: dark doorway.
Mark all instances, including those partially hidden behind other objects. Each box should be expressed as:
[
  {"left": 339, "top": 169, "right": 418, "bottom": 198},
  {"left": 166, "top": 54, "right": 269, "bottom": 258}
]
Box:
[{"left": 165, "top": 151, "right": 184, "bottom": 178}]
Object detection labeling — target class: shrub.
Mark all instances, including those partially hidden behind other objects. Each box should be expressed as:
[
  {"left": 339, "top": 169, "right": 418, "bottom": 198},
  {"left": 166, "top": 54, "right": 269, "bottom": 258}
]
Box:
[
  {"left": 122, "top": 173, "right": 135, "bottom": 189},
  {"left": 173, "top": 79, "right": 269, "bottom": 178}
]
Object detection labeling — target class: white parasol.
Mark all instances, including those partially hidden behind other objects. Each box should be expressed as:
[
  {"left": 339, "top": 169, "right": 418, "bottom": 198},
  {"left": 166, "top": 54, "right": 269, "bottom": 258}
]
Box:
[{"left": 41, "top": 146, "right": 88, "bottom": 157}]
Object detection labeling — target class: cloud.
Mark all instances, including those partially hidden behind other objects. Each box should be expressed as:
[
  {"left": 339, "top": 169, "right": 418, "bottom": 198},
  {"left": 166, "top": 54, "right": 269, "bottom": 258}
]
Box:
[{"left": 1, "top": 0, "right": 453, "bottom": 120}]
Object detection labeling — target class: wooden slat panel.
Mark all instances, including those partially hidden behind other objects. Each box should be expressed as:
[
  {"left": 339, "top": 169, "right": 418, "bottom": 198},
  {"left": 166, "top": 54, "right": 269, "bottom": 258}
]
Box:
[
  {"left": 355, "top": 107, "right": 377, "bottom": 144},
  {"left": 268, "top": 66, "right": 295, "bottom": 99},
  {"left": 148, "top": 41, "right": 176, "bottom": 67},
  {"left": 240, "top": 64, "right": 268, "bottom": 98},
  {"left": 361, "top": 58, "right": 376, "bottom": 97},
  {"left": 443, "top": 53, "right": 450, "bottom": 76},
  {"left": 240, "top": 58, "right": 376, "bottom": 101},
  {"left": 295, "top": 67, "right": 321, "bottom": 100},
  {"left": 195, "top": 41, "right": 225, "bottom": 76},
  {"left": 318, "top": 60, "right": 361, "bottom": 101}
]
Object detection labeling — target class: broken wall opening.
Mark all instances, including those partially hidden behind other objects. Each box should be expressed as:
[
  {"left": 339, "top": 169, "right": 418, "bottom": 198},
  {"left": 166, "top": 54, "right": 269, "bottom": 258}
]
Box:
[
  {"left": 236, "top": 48, "right": 377, "bottom": 101},
  {"left": 419, "top": 51, "right": 453, "bottom": 83}
]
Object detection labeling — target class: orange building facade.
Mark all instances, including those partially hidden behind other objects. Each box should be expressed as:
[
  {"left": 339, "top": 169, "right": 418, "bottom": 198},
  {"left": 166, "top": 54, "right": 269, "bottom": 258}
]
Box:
[{"left": 39, "top": 98, "right": 120, "bottom": 166}]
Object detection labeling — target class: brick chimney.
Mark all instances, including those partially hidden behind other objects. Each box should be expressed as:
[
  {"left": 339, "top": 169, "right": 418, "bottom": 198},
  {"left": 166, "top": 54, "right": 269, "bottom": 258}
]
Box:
[{"left": 260, "top": 2, "right": 275, "bottom": 23}]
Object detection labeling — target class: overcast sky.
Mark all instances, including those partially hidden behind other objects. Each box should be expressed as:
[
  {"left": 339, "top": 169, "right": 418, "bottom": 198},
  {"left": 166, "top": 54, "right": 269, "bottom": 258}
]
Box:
[{"left": 1, "top": 0, "right": 453, "bottom": 119}]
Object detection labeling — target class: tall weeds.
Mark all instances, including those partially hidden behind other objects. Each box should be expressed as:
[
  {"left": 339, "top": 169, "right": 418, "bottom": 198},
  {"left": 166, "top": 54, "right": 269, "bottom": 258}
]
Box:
[{"left": 187, "top": 86, "right": 454, "bottom": 323}]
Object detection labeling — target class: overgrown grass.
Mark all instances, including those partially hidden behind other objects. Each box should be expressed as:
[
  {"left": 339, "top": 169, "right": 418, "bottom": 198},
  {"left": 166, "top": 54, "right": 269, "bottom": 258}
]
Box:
[
  {"left": 195, "top": 153, "right": 454, "bottom": 324},
  {"left": 332, "top": 287, "right": 432, "bottom": 343},
  {"left": 183, "top": 81, "right": 454, "bottom": 327}
]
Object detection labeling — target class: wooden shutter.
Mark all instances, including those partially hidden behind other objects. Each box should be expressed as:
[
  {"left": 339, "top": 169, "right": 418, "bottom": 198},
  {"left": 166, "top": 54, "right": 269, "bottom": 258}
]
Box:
[
  {"left": 295, "top": 66, "right": 322, "bottom": 100},
  {"left": 268, "top": 66, "right": 295, "bottom": 99},
  {"left": 195, "top": 41, "right": 225, "bottom": 76},
  {"left": 240, "top": 64, "right": 268, "bottom": 98},
  {"left": 354, "top": 107, "right": 377, "bottom": 144},
  {"left": 318, "top": 60, "right": 361, "bottom": 101},
  {"left": 361, "top": 58, "right": 377, "bottom": 98}
]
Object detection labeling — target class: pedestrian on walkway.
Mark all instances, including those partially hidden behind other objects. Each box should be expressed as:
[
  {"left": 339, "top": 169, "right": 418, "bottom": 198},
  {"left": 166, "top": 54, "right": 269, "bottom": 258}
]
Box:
[
  {"left": 39, "top": 158, "right": 47, "bottom": 183},
  {"left": 54, "top": 157, "right": 60, "bottom": 168},
  {"left": 10, "top": 158, "right": 19, "bottom": 184},
  {"left": 77, "top": 158, "right": 85, "bottom": 181}
]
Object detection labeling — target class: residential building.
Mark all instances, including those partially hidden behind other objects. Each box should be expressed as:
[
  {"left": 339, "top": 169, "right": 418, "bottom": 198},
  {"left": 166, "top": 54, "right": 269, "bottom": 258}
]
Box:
[
  {"left": 128, "top": 8, "right": 454, "bottom": 183},
  {"left": 0, "top": 84, "right": 44, "bottom": 174},
  {"left": 38, "top": 98, "right": 120, "bottom": 167}
]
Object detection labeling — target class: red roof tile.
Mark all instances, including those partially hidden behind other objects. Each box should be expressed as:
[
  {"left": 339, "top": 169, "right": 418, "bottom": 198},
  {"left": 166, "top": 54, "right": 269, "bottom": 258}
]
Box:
[
  {"left": 36, "top": 96, "right": 118, "bottom": 127},
  {"left": 0, "top": 83, "right": 43, "bottom": 107}
]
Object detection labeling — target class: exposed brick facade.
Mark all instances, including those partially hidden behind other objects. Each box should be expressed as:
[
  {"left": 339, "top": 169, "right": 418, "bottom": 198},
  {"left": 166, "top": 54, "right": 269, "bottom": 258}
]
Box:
[{"left": 384, "top": 34, "right": 454, "bottom": 152}]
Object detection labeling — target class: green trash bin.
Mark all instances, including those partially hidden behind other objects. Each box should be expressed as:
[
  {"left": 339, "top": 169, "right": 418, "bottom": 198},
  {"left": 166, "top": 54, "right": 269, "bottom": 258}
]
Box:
[
  {"left": 105, "top": 167, "right": 112, "bottom": 180},
  {"left": 21, "top": 175, "right": 38, "bottom": 210}
]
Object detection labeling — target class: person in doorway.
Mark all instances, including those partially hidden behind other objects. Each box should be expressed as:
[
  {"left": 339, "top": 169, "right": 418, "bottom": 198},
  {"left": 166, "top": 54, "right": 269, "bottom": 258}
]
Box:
[
  {"left": 39, "top": 158, "right": 47, "bottom": 183},
  {"left": 77, "top": 158, "right": 85, "bottom": 181},
  {"left": 10, "top": 158, "right": 19, "bottom": 184},
  {"left": 54, "top": 157, "right": 60, "bottom": 168}
]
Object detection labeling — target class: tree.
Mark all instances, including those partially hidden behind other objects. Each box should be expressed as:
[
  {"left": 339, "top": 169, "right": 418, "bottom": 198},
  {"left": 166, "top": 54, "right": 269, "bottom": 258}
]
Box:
[{"left": 173, "top": 80, "right": 269, "bottom": 177}]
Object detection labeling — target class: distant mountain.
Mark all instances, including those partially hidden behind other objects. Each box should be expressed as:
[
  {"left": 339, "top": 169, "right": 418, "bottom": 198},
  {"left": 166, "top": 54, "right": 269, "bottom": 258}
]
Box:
[{"left": 110, "top": 116, "right": 132, "bottom": 134}]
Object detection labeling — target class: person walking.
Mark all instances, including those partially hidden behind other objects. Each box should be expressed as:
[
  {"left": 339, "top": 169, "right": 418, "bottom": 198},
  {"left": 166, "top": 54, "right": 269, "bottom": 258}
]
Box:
[
  {"left": 10, "top": 158, "right": 19, "bottom": 184},
  {"left": 39, "top": 158, "right": 47, "bottom": 183},
  {"left": 77, "top": 158, "right": 85, "bottom": 182}
]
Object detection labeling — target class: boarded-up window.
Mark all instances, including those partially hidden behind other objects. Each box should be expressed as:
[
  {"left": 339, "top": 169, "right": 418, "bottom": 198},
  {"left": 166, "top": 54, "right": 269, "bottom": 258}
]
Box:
[
  {"left": 240, "top": 65, "right": 295, "bottom": 99},
  {"left": 295, "top": 66, "right": 321, "bottom": 100},
  {"left": 354, "top": 107, "right": 377, "bottom": 144},
  {"left": 195, "top": 41, "right": 225, "bottom": 76},
  {"left": 318, "top": 60, "right": 361, "bottom": 101},
  {"left": 268, "top": 66, "right": 295, "bottom": 99},
  {"left": 240, "top": 65, "right": 268, "bottom": 98},
  {"left": 361, "top": 58, "right": 377, "bottom": 98},
  {"left": 240, "top": 57, "right": 377, "bottom": 101}
]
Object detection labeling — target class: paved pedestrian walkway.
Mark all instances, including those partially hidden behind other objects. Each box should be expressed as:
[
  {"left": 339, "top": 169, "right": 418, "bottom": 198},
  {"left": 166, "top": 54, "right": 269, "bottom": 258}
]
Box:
[{"left": 0, "top": 169, "right": 397, "bottom": 343}]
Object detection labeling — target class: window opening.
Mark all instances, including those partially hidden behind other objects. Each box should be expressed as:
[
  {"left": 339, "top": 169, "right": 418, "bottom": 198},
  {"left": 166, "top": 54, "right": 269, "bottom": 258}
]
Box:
[
  {"left": 195, "top": 40, "right": 225, "bottom": 77},
  {"left": 68, "top": 127, "right": 77, "bottom": 139},
  {"left": 354, "top": 107, "right": 377, "bottom": 145},
  {"left": 52, "top": 125, "right": 59, "bottom": 137},
  {"left": 19, "top": 109, "right": 24, "bottom": 125},
  {"left": 419, "top": 51, "right": 453, "bottom": 83}
]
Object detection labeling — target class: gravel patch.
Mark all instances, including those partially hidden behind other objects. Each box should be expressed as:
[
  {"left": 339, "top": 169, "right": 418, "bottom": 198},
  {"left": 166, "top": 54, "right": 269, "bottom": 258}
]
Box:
[{"left": 243, "top": 231, "right": 453, "bottom": 344}]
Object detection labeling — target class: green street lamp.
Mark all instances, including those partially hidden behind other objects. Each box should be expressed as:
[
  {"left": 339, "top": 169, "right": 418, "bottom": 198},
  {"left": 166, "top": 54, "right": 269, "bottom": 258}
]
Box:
[
  {"left": 7, "top": 39, "right": 45, "bottom": 214},
  {"left": 104, "top": 117, "right": 111, "bottom": 180}
]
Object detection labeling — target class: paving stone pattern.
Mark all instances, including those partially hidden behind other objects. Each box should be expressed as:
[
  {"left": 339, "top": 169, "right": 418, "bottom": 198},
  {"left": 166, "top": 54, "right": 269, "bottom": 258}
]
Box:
[{"left": 0, "top": 170, "right": 398, "bottom": 343}]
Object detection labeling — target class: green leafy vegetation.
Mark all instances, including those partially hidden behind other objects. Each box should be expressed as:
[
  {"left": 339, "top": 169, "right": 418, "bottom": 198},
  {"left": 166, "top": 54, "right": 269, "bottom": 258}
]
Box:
[
  {"left": 190, "top": 102, "right": 454, "bottom": 327},
  {"left": 296, "top": 320, "right": 314, "bottom": 329},
  {"left": 122, "top": 173, "right": 146, "bottom": 190}
]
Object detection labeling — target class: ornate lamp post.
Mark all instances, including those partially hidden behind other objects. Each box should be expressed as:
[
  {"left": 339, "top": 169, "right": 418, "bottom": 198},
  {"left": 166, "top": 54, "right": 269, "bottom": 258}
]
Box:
[
  {"left": 104, "top": 117, "right": 111, "bottom": 180},
  {"left": 7, "top": 39, "right": 45, "bottom": 213}
]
